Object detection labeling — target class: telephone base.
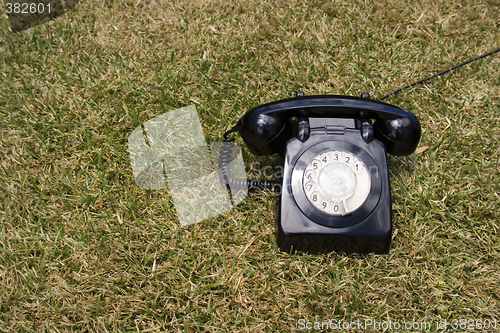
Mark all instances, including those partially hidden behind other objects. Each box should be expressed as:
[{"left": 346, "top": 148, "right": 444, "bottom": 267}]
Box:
[
  {"left": 276, "top": 226, "right": 391, "bottom": 254},
  {"left": 277, "top": 129, "right": 392, "bottom": 254}
]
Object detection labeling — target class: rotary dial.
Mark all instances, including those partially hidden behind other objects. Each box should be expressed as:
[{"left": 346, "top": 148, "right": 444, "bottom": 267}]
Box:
[{"left": 303, "top": 150, "right": 371, "bottom": 216}]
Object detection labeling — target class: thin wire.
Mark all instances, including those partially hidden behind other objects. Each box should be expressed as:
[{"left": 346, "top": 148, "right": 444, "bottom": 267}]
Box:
[{"left": 378, "top": 47, "right": 500, "bottom": 101}]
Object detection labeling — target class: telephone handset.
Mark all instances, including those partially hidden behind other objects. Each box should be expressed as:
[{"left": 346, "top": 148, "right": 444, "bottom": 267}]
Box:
[
  {"left": 225, "top": 93, "right": 420, "bottom": 254},
  {"left": 236, "top": 93, "right": 420, "bottom": 157}
]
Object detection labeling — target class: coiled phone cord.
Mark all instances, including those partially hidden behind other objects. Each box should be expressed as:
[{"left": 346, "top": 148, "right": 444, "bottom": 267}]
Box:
[{"left": 220, "top": 130, "right": 281, "bottom": 192}]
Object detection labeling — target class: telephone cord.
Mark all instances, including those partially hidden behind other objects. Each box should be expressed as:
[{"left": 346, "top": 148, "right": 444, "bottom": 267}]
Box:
[
  {"left": 219, "top": 138, "right": 281, "bottom": 192},
  {"left": 378, "top": 46, "right": 500, "bottom": 101}
]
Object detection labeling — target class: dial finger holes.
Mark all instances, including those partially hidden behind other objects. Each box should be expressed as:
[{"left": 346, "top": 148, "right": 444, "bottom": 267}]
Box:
[
  {"left": 319, "top": 153, "right": 330, "bottom": 163},
  {"left": 310, "top": 192, "right": 320, "bottom": 203},
  {"left": 320, "top": 200, "right": 329, "bottom": 211},
  {"left": 332, "top": 202, "right": 341, "bottom": 213},
  {"left": 344, "top": 153, "right": 353, "bottom": 164},
  {"left": 302, "top": 150, "right": 371, "bottom": 216},
  {"left": 311, "top": 159, "right": 322, "bottom": 170},
  {"left": 304, "top": 169, "right": 317, "bottom": 180},
  {"left": 304, "top": 181, "right": 317, "bottom": 192}
]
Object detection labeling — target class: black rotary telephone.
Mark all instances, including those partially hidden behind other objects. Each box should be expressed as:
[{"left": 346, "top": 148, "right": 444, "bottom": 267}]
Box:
[{"left": 220, "top": 92, "right": 421, "bottom": 254}]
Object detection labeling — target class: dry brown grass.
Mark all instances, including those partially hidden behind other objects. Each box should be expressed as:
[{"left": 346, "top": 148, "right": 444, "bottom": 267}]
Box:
[{"left": 1, "top": 0, "right": 499, "bottom": 331}]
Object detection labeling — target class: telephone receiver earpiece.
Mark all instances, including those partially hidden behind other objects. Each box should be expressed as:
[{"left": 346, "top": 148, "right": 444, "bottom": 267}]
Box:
[{"left": 236, "top": 95, "right": 421, "bottom": 156}]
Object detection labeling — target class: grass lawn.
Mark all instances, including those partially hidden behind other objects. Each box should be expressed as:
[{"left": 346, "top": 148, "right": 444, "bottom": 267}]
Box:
[{"left": 1, "top": 0, "right": 499, "bottom": 331}]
